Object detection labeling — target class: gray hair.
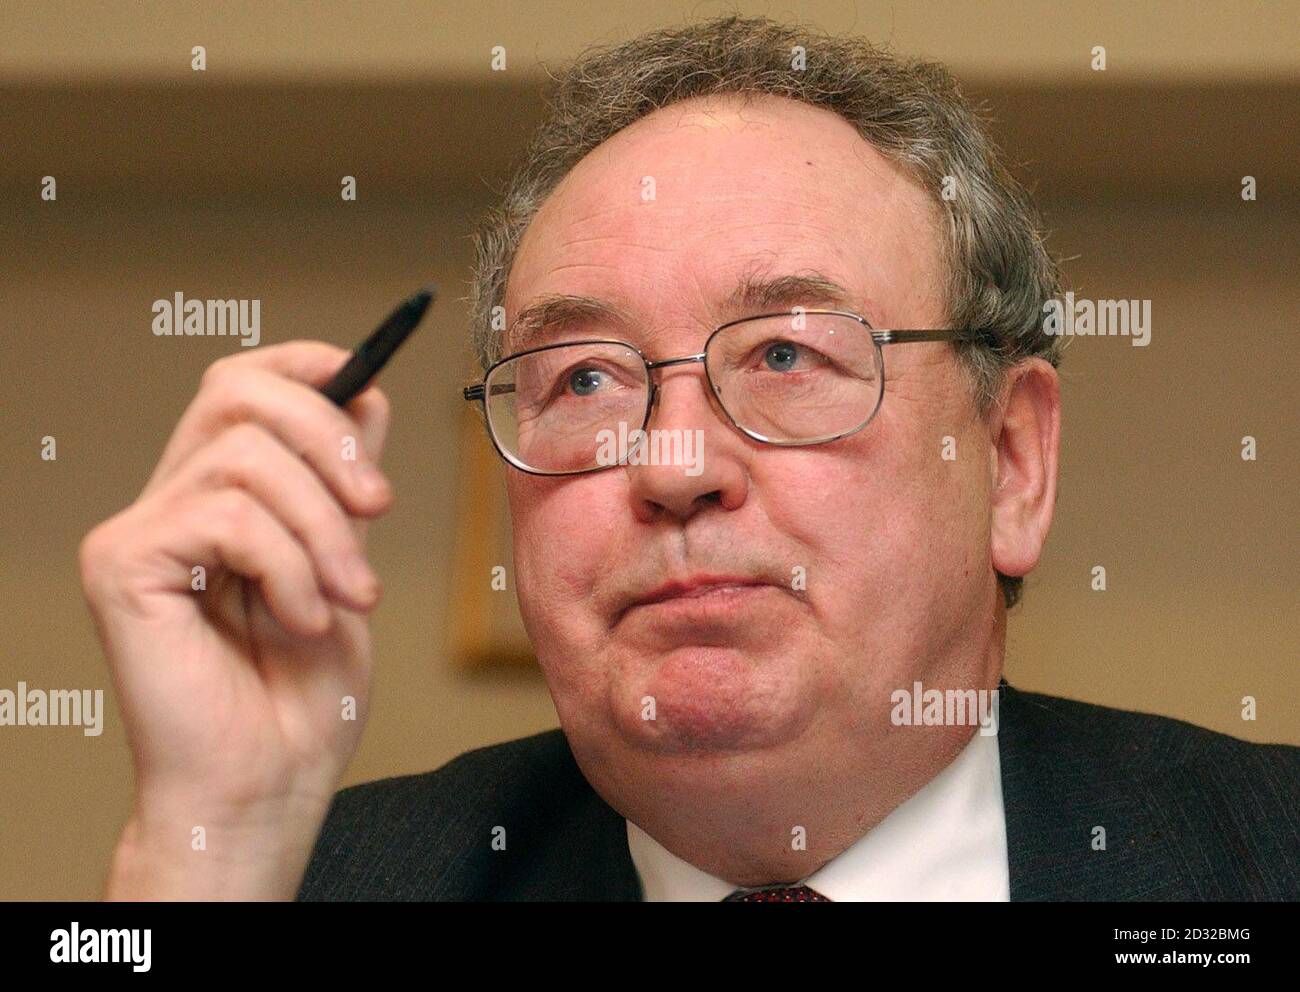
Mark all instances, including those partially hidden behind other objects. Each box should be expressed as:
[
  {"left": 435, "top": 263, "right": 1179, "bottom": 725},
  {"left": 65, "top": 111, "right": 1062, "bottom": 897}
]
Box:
[{"left": 468, "top": 14, "right": 1063, "bottom": 609}]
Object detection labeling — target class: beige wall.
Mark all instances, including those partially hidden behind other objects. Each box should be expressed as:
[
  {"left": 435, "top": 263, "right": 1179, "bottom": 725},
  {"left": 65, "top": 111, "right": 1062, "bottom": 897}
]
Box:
[
  {"left": 1, "top": 1, "right": 1296, "bottom": 899},
  {"left": 4, "top": 0, "right": 1298, "bottom": 81}
]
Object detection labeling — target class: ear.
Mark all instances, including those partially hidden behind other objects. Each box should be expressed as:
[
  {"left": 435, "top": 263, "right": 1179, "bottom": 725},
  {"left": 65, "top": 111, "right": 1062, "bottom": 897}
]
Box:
[{"left": 988, "top": 358, "right": 1060, "bottom": 583}]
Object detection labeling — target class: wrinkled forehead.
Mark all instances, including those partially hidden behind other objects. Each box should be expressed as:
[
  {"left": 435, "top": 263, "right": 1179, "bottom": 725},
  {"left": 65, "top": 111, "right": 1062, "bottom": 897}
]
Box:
[{"left": 504, "top": 94, "right": 945, "bottom": 353}]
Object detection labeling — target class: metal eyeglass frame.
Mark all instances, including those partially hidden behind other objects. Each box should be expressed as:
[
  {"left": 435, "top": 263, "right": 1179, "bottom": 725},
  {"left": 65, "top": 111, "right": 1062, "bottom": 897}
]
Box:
[{"left": 462, "top": 308, "right": 961, "bottom": 477}]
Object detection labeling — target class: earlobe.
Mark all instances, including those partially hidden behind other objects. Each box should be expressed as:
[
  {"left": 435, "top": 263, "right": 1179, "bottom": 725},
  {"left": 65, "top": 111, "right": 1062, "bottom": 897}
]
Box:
[{"left": 988, "top": 359, "right": 1061, "bottom": 581}]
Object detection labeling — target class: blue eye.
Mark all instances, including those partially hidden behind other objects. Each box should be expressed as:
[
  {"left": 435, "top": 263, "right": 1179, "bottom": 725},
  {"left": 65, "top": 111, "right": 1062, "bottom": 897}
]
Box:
[
  {"left": 569, "top": 368, "right": 604, "bottom": 395},
  {"left": 764, "top": 342, "right": 799, "bottom": 372}
]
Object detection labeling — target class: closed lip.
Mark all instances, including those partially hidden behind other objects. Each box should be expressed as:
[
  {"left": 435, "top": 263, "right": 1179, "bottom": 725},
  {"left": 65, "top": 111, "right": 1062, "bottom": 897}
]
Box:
[{"left": 622, "top": 574, "right": 772, "bottom": 616}]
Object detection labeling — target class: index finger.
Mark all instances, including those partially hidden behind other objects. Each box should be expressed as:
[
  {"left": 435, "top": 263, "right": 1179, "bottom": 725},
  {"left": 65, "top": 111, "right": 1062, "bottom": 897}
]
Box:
[{"left": 148, "top": 341, "right": 393, "bottom": 492}]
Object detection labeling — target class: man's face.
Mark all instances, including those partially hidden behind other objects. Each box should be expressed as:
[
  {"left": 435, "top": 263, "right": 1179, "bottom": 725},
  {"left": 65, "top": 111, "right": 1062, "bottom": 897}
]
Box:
[{"left": 501, "top": 94, "right": 1001, "bottom": 847}]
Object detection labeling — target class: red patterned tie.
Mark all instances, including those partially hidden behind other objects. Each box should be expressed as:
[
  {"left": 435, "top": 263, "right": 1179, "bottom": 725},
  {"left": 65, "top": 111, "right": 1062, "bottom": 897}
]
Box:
[{"left": 723, "top": 885, "right": 832, "bottom": 902}]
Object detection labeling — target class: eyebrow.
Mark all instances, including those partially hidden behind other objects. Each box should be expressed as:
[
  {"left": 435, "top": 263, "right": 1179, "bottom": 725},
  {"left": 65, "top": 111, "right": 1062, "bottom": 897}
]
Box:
[
  {"left": 506, "top": 270, "right": 868, "bottom": 354},
  {"left": 727, "top": 270, "right": 863, "bottom": 315},
  {"left": 507, "top": 294, "right": 634, "bottom": 354}
]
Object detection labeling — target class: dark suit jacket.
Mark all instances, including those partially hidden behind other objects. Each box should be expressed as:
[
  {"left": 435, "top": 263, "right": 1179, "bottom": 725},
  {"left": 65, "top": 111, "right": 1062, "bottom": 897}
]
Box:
[{"left": 297, "top": 682, "right": 1300, "bottom": 900}]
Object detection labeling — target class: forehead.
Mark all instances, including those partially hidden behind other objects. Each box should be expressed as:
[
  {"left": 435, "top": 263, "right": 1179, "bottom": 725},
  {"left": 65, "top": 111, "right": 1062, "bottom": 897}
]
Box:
[{"left": 504, "top": 93, "right": 944, "bottom": 350}]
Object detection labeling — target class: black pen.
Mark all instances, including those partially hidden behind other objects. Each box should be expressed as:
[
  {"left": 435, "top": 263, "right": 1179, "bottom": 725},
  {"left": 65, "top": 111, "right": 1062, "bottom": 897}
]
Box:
[{"left": 319, "top": 286, "right": 436, "bottom": 406}]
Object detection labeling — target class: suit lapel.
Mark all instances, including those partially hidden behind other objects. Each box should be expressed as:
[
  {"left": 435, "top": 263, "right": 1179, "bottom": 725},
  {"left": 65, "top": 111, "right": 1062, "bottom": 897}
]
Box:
[
  {"left": 997, "top": 681, "right": 1194, "bottom": 899},
  {"left": 501, "top": 733, "right": 643, "bottom": 901}
]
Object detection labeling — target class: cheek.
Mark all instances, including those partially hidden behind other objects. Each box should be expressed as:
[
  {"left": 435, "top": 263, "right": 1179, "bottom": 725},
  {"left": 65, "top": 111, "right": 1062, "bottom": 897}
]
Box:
[
  {"left": 869, "top": 411, "right": 993, "bottom": 623},
  {"left": 507, "top": 475, "right": 626, "bottom": 726},
  {"left": 757, "top": 416, "right": 989, "bottom": 627},
  {"left": 507, "top": 475, "right": 621, "bottom": 635},
  {"left": 748, "top": 441, "right": 894, "bottom": 641}
]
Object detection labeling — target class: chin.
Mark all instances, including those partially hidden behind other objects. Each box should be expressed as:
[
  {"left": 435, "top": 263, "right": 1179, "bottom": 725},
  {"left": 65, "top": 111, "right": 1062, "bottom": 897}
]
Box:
[{"left": 603, "top": 643, "right": 817, "bottom": 755}]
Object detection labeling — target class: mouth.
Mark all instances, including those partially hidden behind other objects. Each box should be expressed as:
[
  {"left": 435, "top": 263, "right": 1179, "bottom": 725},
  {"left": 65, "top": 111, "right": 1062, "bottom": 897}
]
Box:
[{"left": 620, "top": 574, "right": 774, "bottom": 621}]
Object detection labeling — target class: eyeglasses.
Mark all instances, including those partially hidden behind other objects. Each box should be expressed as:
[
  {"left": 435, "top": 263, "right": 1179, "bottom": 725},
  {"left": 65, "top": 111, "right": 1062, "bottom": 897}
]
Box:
[{"left": 463, "top": 309, "right": 960, "bottom": 476}]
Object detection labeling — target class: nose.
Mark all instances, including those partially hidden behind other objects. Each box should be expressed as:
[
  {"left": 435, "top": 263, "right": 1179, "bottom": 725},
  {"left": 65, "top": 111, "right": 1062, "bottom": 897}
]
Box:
[{"left": 626, "top": 359, "right": 750, "bottom": 524}]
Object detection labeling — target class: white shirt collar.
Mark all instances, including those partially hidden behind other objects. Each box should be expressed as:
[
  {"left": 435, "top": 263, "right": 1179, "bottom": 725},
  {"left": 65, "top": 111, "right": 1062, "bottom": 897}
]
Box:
[{"left": 626, "top": 729, "right": 1009, "bottom": 901}]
